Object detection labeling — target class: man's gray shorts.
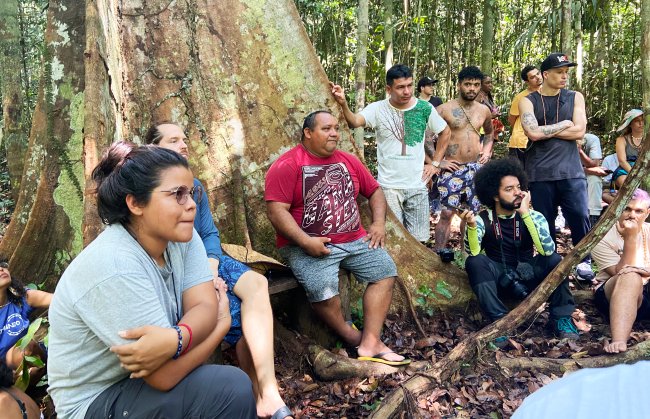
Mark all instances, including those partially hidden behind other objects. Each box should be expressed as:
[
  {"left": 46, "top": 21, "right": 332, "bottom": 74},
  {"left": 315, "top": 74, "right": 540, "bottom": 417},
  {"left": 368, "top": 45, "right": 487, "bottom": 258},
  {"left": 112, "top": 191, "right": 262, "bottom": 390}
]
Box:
[{"left": 279, "top": 237, "right": 398, "bottom": 303}]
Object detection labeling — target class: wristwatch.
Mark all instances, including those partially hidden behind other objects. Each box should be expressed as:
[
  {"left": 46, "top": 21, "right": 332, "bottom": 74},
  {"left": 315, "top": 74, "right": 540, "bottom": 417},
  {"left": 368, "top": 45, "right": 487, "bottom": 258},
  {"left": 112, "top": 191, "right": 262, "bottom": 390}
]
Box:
[{"left": 431, "top": 161, "right": 441, "bottom": 168}]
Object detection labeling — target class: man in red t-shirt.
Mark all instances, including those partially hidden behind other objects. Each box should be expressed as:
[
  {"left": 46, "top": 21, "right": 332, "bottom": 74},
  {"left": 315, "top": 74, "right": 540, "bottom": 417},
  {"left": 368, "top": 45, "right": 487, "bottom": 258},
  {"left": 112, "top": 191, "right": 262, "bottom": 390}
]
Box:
[{"left": 265, "top": 111, "right": 409, "bottom": 366}]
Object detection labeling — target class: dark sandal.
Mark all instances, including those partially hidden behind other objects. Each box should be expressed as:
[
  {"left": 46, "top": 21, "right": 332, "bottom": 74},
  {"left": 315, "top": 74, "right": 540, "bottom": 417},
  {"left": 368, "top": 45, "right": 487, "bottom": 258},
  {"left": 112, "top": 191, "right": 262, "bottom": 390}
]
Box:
[{"left": 271, "top": 405, "right": 293, "bottom": 419}]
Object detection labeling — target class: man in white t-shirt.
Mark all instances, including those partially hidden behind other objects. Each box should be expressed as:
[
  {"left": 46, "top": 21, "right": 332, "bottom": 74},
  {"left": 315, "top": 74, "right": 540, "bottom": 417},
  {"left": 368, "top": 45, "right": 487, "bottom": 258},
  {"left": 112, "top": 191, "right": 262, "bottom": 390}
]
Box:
[
  {"left": 592, "top": 189, "right": 650, "bottom": 353},
  {"left": 330, "top": 64, "right": 451, "bottom": 242}
]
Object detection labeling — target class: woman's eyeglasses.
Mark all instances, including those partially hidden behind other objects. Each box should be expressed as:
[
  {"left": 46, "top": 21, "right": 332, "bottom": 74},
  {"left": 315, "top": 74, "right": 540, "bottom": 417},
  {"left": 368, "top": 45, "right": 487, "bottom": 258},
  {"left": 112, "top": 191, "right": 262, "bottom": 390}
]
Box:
[{"left": 156, "top": 185, "right": 203, "bottom": 205}]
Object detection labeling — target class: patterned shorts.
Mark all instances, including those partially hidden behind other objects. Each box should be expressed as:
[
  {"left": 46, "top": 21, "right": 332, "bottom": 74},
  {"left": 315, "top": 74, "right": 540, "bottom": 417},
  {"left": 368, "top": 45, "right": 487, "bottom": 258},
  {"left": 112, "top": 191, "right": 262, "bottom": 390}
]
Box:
[
  {"left": 219, "top": 254, "right": 250, "bottom": 346},
  {"left": 437, "top": 162, "right": 482, "bottom": 213},
  {"left": 279, "top": 238, "right": 397, "bottom": 303}
]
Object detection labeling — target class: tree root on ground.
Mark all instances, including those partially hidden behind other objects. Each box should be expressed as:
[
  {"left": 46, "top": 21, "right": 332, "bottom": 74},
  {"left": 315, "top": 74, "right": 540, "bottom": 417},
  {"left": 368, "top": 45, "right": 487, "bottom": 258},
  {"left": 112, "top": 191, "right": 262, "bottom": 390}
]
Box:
[
  {"left": 307, "top": 345, "right": 430, "bottom": 381},
  {"left": 497, "top": 339, "right": 650, "bottom": 376}
]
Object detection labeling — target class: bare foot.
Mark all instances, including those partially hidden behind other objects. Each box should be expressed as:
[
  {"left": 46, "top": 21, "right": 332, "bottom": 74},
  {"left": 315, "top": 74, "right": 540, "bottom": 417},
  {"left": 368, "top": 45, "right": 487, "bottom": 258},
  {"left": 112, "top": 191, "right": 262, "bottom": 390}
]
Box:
[
  {"left": 256, "top": 390, "right": 293, "bottom": 419},
  {"left": 357, "top": 342, "right": 405, "bottom": 362},
  {"left": 604, "top": 340, "right": 628, "bottom": 354}
]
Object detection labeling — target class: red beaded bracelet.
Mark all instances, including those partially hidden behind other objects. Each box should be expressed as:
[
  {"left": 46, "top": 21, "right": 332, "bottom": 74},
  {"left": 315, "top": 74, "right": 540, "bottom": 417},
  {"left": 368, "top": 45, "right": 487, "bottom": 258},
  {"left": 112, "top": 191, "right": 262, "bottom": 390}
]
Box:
[{"left": 178, "top": 323, "right": 193, "bottom": 355}]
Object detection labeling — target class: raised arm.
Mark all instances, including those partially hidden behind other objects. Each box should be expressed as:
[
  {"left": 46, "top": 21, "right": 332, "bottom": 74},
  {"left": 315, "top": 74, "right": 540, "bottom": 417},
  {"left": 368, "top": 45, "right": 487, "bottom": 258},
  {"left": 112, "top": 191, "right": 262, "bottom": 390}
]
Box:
[
  {"left": 266, "top": 201, "right": 331, "bottom": 257},
  {"left": 329, "top": 82, "right": 366, "bottom": 128},
  {"left": 555, "top": 92, "right": 587, "bottom": 140},
  {"left": 519, "top": 96, "right": 573, "bottom": 141}
]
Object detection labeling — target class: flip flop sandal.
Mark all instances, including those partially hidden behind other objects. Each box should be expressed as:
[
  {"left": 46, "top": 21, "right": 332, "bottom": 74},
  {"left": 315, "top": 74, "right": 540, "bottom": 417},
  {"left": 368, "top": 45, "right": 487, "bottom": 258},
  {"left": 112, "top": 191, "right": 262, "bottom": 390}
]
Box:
[
  {"left": 271, "top": 405, "right": 293, "bottom": 419},
  {"left": 357, "top": 351, "right": 411, "bottom": 366}
]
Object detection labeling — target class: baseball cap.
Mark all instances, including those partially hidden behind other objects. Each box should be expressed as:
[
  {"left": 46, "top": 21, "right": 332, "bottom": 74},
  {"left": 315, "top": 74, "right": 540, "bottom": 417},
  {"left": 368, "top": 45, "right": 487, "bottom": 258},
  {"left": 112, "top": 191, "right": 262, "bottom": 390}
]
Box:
[
  {"left": 540, "top": 53, "right": 577, "bottom": 72},
  {"left": 417, "top": 76, "right": 439, "bottom": 90}
]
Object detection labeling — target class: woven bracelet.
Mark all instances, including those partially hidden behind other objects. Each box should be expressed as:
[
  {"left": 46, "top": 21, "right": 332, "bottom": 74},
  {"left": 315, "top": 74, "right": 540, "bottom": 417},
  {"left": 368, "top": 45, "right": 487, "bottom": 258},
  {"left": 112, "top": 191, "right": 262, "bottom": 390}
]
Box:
[{"left": 172, "top": 325, "right": 183, "bottom": 359}]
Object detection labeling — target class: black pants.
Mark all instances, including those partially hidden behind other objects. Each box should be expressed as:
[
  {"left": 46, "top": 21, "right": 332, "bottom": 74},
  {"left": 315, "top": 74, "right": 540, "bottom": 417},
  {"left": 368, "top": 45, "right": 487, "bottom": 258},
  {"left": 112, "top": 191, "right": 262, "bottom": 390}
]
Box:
[
  {"left": 465, "top": 253, "right": 575, "bottom": 322},
  {"left": 508, "top": 148, "right": 526, "bottom": 168},
  {"left": 85, "top": 365, "right": 257, "bottom": 419}
]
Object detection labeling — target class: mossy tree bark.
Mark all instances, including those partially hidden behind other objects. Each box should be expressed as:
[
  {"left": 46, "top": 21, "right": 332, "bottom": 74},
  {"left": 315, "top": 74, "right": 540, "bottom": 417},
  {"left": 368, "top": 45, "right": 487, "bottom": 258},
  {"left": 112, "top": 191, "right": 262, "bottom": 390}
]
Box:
[
  {"left": 2, "top": 0, "right": 473, "bottom": 311},
  {"left": 0, "top": 0, "right": 85, "bottom": 290}
]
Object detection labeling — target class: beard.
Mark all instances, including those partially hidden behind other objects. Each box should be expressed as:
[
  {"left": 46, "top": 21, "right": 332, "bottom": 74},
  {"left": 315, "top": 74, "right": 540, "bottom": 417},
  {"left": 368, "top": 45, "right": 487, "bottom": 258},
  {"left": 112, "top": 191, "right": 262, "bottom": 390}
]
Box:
[
  {"left": 499, "top": 197, "right": 522, "bottom": 211},
  {"left": 459, "top": 90, "right": 477, "bottom": 101}
]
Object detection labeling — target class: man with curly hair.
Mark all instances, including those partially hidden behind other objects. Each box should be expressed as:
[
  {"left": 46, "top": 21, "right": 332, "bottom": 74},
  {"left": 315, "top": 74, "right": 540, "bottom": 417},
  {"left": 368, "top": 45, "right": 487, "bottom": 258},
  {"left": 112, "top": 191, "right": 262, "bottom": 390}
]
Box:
[{"left": 458, "top": 159, "right": 578, "bottom": 339}]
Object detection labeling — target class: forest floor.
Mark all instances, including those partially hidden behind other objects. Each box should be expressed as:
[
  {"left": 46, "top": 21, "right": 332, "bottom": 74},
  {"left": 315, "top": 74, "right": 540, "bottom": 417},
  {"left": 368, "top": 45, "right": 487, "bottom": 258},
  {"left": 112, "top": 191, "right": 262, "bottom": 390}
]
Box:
[
  {"left": 262, "top": 218, "right": 650, "bottom": 419},
  {"left": 3, "top": 147, "right": 649, "bottom": 418}
]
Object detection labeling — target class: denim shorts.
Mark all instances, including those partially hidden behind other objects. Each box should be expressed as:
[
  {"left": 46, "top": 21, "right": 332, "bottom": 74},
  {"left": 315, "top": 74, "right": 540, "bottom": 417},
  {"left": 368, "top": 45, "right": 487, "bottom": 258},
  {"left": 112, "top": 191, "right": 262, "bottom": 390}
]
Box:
[{"left": 279, "top": 238, "right": 397, "bottom": 302}]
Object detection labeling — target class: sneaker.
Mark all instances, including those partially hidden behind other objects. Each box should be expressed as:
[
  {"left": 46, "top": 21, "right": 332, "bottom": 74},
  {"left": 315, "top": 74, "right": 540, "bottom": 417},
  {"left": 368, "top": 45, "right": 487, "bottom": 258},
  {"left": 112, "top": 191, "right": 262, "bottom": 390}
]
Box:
[
  {"left": 575, "top": 261, "right": 595, "bottom": 282},
  {"left": 553, "top": 316, "right": 579, "bottom": 340}
]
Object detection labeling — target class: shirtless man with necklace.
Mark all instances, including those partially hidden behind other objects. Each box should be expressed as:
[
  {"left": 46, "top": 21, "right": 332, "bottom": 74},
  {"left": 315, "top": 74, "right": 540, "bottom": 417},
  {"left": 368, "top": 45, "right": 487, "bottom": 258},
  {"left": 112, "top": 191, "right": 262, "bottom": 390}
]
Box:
[{"left": 433, "top": 66, "right": 494, "bottom": 254}]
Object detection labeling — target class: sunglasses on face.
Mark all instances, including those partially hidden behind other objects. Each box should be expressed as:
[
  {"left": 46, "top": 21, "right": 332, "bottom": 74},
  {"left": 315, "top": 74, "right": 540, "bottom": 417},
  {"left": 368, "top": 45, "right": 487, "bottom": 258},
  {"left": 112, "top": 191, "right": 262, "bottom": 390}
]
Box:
[
  {"left": 0, "top": 262, "right": 8, "bottom": 269},
  {"left": 156, "top": 185, "right": 203, "bottom": 205}
]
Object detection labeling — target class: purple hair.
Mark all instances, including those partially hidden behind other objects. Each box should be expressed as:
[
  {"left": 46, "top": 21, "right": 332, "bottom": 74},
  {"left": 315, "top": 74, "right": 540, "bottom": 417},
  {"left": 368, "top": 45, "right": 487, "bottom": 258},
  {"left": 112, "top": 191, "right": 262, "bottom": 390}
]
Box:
[{"left": 632, "top": 189, "right": 650, "bottom": 206}]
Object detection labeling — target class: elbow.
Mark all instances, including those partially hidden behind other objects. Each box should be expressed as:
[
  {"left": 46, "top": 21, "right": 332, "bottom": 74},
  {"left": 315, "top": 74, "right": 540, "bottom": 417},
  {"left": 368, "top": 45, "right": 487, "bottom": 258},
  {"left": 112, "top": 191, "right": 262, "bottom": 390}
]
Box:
[{"left": 144, "top": 374, "right": 180, "bottom": 392}]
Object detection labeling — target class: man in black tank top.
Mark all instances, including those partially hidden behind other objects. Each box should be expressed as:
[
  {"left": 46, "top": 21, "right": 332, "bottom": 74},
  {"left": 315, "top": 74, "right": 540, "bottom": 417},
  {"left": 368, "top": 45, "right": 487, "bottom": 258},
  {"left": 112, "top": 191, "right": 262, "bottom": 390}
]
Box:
[
  {"left": 518, "top": 52, "right": 594, "bottom": 282},
  {"left": 459, "top": 159, "right": 577, "bottom": 339}
]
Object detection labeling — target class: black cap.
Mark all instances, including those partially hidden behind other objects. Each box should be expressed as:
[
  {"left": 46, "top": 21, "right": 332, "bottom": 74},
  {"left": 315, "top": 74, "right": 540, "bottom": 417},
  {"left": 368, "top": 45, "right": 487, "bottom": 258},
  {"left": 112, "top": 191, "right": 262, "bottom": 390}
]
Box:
[
  {"left": 540, "top": 53, "right": 577, "bottom": 72},
  {"left": 417, "top": 76, "right": 439, "bottom": 90}
]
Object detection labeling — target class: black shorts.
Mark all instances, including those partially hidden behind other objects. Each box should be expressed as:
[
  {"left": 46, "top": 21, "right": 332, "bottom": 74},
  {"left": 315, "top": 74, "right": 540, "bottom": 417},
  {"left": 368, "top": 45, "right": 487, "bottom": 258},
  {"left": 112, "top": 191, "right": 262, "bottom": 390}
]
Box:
[{"left": 593, "top": 283, "right": 650, "bottom": 321}]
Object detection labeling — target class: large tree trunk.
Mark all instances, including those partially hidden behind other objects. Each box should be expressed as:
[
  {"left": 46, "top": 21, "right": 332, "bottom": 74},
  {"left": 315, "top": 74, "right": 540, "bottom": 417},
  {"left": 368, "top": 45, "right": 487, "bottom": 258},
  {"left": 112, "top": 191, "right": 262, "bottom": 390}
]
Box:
[
  {"left": 353, "top": 0, "right": 369, "bottom": 149},
  {"left": 0, "top": 0, "right": 29, "bottom": 200},
  {"left": 1, "top": 0, "right": 473, "bottom": 312},
  {"left": 0, "top": 0, "right": 85, "bottom": 291},
  {"left": 480, "top": 0, "right": 495, "bottom": 76}
]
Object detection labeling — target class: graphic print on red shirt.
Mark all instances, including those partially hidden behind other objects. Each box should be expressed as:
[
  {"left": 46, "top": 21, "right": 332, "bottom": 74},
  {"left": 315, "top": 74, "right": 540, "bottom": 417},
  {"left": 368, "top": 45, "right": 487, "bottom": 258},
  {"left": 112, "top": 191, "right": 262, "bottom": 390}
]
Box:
[{"left": 302, "top": 163, "right": 360, "bottom": 237}]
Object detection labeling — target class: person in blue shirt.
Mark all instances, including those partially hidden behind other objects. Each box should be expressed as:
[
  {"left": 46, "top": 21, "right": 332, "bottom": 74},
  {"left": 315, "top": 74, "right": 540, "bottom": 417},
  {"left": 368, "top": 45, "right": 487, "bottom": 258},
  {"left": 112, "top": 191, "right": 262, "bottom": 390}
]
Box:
[
  {"left": 145, "top": 123, "right": 291, "bottom": 419},
  {"left": 0, "top": 260, "right": 51, "bottom": 371}
]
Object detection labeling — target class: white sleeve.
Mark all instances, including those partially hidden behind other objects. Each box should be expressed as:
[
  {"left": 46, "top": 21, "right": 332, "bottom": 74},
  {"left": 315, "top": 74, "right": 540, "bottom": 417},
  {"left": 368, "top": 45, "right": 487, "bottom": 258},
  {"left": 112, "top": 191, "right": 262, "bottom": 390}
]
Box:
[{"left": 427, "top": 106, "right": 448, "bottom": 134}]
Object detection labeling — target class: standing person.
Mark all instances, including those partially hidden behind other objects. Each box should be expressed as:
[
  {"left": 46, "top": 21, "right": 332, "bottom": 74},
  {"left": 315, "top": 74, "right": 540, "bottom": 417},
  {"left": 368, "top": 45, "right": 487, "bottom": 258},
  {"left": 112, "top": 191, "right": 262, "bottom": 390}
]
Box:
[
  {"left": 417, "top": 76, "right": 443, "bottom": 107},
  {"left": 433, "top": 66, "right": 494, "bottom": 255},
  {"left": 612, "top": 109, "right": 644, "bottom": 189},
  {"left": 508, "top": 65, "right": 543, "bottom": 166},
  {"left": 48, "top": 143, "right": 257, "bottom": 419},
  {"left": 460, "top": 159, "right": 578, "bottom": 338},
  {"left": 266, "top": 111, "right": 409, "bottom": 366},
  {"left": 330, "top": 64, "right": 451, "bottom": 243},
  {"left": 518, "top": 52, "right": 594, "bottom": 281},
  {"left": 145, "top": 123, "right": 291, "bottom": 419},
  {"left": 592, "top": 189, "right": 650, "bottom": 353},
  {"left": 579, "top": 133, "right": 606, "bottom": 226},
  {"left": 476, "top": 75, "right": 504, "bottom": 140}
]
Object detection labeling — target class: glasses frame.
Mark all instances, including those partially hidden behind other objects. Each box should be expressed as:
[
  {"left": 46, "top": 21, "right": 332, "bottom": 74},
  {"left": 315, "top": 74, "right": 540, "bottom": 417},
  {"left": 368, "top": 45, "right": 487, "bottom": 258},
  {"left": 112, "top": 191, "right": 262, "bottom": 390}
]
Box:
[{"left": 156, "top": 185, "right": 203, "bottom": 205}]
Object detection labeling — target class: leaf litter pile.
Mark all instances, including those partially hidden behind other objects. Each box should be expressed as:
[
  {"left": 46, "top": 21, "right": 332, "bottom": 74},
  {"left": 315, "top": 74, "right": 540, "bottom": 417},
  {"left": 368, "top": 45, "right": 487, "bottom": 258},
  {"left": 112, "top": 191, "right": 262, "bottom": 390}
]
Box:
[{"left": 246, "top": 223, "right": 650, "bottom": 418}]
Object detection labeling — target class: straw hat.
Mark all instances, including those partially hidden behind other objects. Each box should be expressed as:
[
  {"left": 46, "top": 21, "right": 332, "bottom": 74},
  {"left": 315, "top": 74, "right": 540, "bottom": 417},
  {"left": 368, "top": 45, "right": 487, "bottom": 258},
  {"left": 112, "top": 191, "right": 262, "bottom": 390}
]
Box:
[{"left": 617, "top": 109, "right": 644, "bottom": 132}]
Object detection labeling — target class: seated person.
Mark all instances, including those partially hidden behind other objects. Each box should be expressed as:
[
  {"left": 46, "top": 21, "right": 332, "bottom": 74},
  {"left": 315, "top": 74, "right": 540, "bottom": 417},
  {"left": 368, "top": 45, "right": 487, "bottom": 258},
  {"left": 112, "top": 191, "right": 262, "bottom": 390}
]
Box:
[
  {"left": 612, "top": 109, "right": 644, "bottom": 189},
  {"left": 578, "top": 133, "right": 604, "bottom": 226},
  {"left": 601, "top": 153, "right": 619, "bottom": 205},
  {"left": 48, "top": 142, "right": 257, "bottom": 419},
  {"left": 145, "top": 123, "right": 291, "bottom": 419},
  {"left": 0, "top": 261, "right": 51, "bottom": 371},
  {"left": 265, "top": 110, "right": 409, "bottom": 366},
  {"left": 592, "top": 189, "right": 650, "bottom": 354},
  {"left": 460, "top": 159, "right": 578, "bottom": 338},
  {"left": 0, "top": 359, "right": 40, "bottom": 419}
]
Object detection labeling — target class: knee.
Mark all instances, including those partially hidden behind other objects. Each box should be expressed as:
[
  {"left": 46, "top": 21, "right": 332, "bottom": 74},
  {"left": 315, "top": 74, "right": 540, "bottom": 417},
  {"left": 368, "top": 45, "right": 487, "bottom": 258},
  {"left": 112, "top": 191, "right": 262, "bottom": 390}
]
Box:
[
  {"left": 614, "top": 272, "right": 644, "bottom": 293},
  {"left": 465, "top": 256, "right": 496, "bottom": 285},
  {"left": 237, "top": 272, "right": 269, "bottom": 298}
]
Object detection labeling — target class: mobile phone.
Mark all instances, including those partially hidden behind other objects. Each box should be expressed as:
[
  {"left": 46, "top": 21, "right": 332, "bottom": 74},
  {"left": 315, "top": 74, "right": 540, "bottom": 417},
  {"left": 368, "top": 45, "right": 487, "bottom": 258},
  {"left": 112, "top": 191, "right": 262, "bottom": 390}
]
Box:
[{"left": 603, "top": 169, "right": 613, "bottom": 174}]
